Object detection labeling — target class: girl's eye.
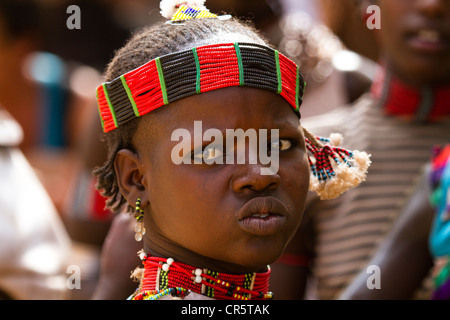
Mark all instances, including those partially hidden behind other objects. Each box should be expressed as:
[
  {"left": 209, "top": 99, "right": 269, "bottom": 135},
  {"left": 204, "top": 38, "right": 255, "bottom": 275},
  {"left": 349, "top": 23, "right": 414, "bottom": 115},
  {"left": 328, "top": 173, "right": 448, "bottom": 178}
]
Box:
[
  {"left": 271, "top": 139, "right": 292, "bottom": 151},
  {"left": 193, "top": 145, "right": 224, "bottom": 162}
]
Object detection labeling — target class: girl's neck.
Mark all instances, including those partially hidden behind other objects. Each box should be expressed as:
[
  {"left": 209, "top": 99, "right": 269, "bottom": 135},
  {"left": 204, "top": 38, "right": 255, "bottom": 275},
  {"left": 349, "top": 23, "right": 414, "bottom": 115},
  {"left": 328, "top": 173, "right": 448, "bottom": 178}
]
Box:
[
  {"left": 144, "top": 236, "right": 268, "bottom": 274},
  {"left": 370, "top": 63, "right": 450, "bottom": 123}
]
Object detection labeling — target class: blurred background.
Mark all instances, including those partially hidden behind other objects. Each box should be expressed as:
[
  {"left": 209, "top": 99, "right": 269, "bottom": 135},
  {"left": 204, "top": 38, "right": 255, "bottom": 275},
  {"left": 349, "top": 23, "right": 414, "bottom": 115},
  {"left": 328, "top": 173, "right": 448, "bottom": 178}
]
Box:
[{"left": 0, "top": 0, "right": 380, "bottom": 300}]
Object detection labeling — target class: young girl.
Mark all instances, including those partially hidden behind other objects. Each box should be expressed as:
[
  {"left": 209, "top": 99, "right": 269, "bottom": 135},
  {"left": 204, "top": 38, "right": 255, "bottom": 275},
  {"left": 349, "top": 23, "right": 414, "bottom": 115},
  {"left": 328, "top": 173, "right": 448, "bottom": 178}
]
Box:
[{"left": 93, "top": 0, "right": 370, "bottom": 300}]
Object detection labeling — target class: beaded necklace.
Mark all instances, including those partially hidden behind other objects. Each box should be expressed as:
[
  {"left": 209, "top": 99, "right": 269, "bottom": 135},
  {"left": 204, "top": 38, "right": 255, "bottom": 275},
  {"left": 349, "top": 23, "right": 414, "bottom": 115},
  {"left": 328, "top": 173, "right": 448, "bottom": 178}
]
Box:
[
  {"left": 132, "top": 254, "right": 273, "bottom": 300},
  {"left": 371, "top": 64, "right": 450, "bottom": 123}
]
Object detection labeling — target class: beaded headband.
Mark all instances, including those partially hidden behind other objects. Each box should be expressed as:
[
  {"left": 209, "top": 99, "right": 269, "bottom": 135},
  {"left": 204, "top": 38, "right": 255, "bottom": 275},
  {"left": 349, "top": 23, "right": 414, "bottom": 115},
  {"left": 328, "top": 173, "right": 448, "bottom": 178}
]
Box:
[{"left": 96, "top": 42, "right": 304, "bottom": 133}]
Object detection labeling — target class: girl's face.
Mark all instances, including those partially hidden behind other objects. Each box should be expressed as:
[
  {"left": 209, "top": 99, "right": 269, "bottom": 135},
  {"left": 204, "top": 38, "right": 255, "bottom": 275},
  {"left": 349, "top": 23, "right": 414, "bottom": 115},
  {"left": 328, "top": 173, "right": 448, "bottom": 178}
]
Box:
[
  {"left": 121, "top": 87, "right": 309, "bottom": 273},
  {"left": 377, "top": 0, "right": 450, "bottom": 85}
]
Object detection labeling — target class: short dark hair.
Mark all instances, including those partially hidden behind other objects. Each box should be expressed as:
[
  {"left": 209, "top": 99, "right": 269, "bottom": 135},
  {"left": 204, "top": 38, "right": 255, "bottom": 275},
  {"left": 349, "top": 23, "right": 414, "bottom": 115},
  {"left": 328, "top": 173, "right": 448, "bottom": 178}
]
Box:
[{"left": 94, "top": 18, "right": 268, "bottom": 212}]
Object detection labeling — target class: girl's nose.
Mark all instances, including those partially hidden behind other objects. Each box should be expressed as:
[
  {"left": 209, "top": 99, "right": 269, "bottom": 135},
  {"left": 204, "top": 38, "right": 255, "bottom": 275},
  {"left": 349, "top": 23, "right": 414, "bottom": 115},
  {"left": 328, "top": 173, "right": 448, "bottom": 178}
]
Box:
[{"left": 230, "top": 163, "right": 281, "bottom": 194}]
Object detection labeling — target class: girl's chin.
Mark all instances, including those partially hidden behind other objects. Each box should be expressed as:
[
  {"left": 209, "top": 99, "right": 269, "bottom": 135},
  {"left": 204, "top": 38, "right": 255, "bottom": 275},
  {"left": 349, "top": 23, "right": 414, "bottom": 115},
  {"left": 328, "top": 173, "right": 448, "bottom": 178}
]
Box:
[{"left": 221, "top": 248, "right": 285, "bottom": 272}]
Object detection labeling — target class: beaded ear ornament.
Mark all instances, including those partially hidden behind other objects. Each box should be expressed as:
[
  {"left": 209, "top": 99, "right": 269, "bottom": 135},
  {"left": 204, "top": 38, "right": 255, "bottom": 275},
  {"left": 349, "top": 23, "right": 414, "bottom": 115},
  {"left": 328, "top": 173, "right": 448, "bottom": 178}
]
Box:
[
  {"left": 96, "top": 0, "right": 371, "bottom": 200},
  {"left": 303, "top": 128, "right": 371, "bottom": 200}
]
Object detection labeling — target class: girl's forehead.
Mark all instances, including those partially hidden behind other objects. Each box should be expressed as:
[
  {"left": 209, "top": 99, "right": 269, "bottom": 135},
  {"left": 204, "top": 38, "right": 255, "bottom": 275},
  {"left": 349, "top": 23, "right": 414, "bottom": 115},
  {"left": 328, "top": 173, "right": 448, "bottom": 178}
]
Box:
[{"left": 141, "top": 87, "right": 298, "bottom": 134}]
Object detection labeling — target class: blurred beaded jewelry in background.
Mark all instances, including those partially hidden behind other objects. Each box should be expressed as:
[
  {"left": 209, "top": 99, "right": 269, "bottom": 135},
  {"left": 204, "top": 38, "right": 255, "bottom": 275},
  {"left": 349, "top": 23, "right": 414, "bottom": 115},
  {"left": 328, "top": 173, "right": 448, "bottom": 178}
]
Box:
[
  {"left": 276, "top": 5, "right": 377, "bottom": 117},
  {"left": 278, "top": 10, "right": 343, "bottom": 87}
]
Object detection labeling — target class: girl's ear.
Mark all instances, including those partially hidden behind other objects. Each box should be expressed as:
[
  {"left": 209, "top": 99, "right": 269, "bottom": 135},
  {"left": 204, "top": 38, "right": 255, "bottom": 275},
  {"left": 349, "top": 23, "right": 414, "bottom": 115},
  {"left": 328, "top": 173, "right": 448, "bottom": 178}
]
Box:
[{"left": 114, "top": 149, "right": 148, "bottom": 208}]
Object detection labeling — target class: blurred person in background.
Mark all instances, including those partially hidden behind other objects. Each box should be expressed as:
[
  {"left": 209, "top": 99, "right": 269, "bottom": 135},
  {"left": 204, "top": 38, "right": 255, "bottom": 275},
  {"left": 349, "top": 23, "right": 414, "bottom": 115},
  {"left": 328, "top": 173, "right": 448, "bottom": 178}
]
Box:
[
  {"left": 319, "top": 0, "right": 380, "bottom": 62},
  {"left": 270, "top": 0, "right": 450, "bottom": 299},
  {"left": 338, "top": 143, "right": 449, "bottom": 300},
  {"left": 208, "top": 0, "right": 377, "bottom": 117},
  {"left": 0, "top": 0, "right": 100, "bottom": 216},
  {"left": 428, "top": 144, "right": 450, "bottom": 300},
  {"left": 0, "top": 0, "right": 116, "bottom": 299},
  {"left": 0, "top": 106, "right": 71, "bottom": 299}
]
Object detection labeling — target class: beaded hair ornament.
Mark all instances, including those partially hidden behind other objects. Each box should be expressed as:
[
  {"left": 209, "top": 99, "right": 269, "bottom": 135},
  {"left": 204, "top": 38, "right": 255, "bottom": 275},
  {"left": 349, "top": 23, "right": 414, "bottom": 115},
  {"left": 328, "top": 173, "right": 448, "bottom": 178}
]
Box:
[
  {"left": 160, "top": 0, "right": 231, "bottom": 23},
  {"left": 96, "top": 0, "right": 371, "bottom": 200}
]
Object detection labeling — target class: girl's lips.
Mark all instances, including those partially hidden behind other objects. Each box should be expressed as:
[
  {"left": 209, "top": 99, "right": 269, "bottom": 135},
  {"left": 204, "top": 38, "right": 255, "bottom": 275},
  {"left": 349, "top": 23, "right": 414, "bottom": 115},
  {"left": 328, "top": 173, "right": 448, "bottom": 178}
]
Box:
[
  {"left": 237, "top": 197, "right": 288, "bottom": 236},
  {"left": 406, "top": 28, "right": 450, "bottom": 53},
  {"left": 238, "top": 214, "right": 286, "bottom": 236}
]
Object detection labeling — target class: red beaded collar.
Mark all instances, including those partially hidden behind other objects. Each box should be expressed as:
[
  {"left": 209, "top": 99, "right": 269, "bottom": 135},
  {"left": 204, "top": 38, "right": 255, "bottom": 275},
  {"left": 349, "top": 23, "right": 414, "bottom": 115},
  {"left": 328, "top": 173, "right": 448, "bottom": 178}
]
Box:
[
  {"left": 371, "top": 64, "right": 450, "bottom": 123},
  {"left": 132, "top": 254, "right": 272, "bottom": 300}
]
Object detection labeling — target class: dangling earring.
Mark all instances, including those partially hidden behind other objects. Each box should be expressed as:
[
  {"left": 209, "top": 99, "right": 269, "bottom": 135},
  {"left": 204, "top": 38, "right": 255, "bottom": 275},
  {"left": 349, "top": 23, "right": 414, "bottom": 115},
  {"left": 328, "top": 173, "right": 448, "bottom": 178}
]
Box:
[{"left": 134, "top": 198, "right": 145, "bottom": 242}]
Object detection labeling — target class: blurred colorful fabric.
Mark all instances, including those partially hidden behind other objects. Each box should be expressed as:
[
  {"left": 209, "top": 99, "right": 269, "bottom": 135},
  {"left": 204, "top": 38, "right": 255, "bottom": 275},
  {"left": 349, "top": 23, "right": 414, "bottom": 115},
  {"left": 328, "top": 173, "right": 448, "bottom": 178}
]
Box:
[{"left": 429, "top": 144, "right": 450, "bottom": 300}]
